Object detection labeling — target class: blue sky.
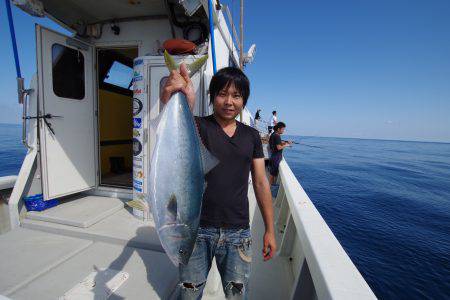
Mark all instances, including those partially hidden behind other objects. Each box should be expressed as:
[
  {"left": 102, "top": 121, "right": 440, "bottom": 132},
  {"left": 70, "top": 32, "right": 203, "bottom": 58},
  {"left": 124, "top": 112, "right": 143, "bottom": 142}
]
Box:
[
  {"left": 1, "top": 0, "right": 449, "bottom": 142},
  {"left": 0, "top": 4, "right": 70, "bottom": 124}
]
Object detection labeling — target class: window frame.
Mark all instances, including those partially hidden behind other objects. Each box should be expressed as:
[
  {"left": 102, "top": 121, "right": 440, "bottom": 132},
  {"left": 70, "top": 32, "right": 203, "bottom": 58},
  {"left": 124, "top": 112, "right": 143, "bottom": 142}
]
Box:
[{"left": 51, "top": 43, "right": 86, "bottom": 100}]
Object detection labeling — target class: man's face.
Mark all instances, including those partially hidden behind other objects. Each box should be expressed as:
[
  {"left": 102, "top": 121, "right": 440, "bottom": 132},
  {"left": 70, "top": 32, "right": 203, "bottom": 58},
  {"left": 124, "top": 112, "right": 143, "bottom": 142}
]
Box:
[
  {"left": 278, "top": 127, "right": 285, "bottom": 134},
  {"left": 213, "top": 83, "right": 244, "bottom": 121}
]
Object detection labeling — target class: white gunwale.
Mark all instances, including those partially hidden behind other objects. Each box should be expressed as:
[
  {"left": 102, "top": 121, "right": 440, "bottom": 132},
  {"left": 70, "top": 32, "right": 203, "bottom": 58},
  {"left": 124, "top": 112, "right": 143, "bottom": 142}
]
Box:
[{"left": 276, "top": 159, "right": 376, "bottom": 299}]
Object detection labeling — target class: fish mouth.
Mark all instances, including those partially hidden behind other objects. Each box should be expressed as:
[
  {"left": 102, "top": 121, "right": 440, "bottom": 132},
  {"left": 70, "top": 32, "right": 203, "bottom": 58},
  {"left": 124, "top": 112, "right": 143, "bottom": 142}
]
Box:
[{"left": 157, "top": 223, "right": 195, "bottom": 266}]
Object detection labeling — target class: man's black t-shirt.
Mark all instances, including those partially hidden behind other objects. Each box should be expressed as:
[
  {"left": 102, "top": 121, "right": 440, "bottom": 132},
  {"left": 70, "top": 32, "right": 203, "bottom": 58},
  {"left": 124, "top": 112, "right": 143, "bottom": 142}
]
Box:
[
  {"left": 195, "top": 115, "right": 264, "bottom": 228},
  {"left": 269, "top": 133, "right": 283, "bottom": 156}
]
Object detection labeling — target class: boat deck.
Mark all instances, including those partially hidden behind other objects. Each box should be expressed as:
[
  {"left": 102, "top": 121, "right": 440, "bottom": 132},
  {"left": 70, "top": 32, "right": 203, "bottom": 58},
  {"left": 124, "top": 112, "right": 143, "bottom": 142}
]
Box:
[
  {"left": 22, "top": 194, "right": 162, "bottom": 252},
  {"left": 0, "top": 188, "right": 293, "bottom": 299},
  {"left": 0, "top": 228, "right": 177, "bottom": 299}
]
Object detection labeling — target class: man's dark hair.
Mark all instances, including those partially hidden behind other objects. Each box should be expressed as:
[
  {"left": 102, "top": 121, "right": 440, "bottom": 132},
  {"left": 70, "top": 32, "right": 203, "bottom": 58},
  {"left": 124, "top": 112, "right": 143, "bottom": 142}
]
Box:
[
  {"left": 274, "top": 122, "right": 286, "bottom": 132},
  {"left": 209, "top": 67, "right": 250, "bottom": 106},
  {"left": 272, "top": 111, "right": 277, "bottom": 115}
]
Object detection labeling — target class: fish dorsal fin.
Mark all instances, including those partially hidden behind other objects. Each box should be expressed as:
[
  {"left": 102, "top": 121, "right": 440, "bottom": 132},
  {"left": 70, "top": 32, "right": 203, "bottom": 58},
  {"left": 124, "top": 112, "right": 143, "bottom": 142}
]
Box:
[{"left": 199, "top": 141, "right": 219, "bottom": 175}]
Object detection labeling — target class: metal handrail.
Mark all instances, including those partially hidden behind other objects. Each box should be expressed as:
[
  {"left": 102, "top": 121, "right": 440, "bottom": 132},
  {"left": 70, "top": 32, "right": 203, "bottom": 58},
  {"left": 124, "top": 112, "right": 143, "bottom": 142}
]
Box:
[
  {"left": 275, "top": 159, "right": 376, "bottom": 299},
  {"left": 21, "top": 92, "right": 33, "bottom": 150}
]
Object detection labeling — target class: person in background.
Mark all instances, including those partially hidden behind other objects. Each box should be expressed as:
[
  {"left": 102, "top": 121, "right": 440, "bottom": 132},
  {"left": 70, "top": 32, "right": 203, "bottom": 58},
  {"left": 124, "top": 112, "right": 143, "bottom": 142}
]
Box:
[
  {"left": 254, "top": 109, "right": 261, "bottom": 129},
  {"left": 268, "top": 110, "right": 277, "bottom": 133},
  {"left": 268, "top": 122, "right": 291, "bottom": 185}
]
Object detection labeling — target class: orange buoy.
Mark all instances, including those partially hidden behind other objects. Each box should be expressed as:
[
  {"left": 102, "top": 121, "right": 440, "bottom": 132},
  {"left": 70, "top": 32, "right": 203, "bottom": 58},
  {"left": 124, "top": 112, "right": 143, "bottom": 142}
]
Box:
[{"left": 163, "top": 39, "right": 196, "bottom": 55}]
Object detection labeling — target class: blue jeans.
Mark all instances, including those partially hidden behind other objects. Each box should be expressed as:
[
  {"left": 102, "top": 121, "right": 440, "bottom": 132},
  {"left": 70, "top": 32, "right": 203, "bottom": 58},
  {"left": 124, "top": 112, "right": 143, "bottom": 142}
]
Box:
[{"left": 179, "top": 227, "right": 252, "bottom": 300}]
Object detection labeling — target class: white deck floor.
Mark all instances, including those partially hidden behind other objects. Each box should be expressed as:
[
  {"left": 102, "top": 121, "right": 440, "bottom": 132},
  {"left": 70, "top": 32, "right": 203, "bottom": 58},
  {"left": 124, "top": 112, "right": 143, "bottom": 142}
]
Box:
[
  {"left": 0, "top": 190, "right": 293, "bottom": 299},
  {"left": 22, "top": 206, "right": 162, "bottom": 252},
  {"left": 0, "top": 228, "right": 178, "bottom": 299},
  {"left": 248, "top": 203, "right": 293, "bottom": 300},
  {"left": 26, "top": 195, "right": 124, "bottom": 228}
]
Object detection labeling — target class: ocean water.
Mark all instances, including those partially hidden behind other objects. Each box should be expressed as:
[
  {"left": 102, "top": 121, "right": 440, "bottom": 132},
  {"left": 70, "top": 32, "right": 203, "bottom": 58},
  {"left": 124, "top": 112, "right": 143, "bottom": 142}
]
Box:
[
  {"left": 0, "top": 123, "right": 449, "bottom": 298},
  {"left": 0, "top": 124, "right": 27, "bottom": 234},
  {"left": 0, "top": 124, "right": 27, "bottom": 177},
  {"left": 284, "top": 136, "right": 450, "bottom": 299}
]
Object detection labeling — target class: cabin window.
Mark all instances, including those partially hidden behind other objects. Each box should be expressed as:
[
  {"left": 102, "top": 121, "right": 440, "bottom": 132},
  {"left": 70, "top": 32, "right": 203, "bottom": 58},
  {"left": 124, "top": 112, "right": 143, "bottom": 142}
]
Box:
[
  {"left": 52, "top": 44, "right": 85, "bottom": 100},
  {"left": 104, "top": 61, "right": 133, "bottom": 90}
]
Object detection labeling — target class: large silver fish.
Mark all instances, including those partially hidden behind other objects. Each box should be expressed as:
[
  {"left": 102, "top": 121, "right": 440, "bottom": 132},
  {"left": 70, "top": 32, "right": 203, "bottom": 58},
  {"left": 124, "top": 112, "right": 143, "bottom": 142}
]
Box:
[{"left": 148, "top": 52, "right": 218, "bottom": 266}]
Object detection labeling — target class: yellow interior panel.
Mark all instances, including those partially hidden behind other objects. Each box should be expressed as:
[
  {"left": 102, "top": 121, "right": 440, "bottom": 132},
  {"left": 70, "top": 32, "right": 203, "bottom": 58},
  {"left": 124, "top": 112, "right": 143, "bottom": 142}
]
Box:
[
  {"left": 100, "top": 144, "right": 133, "bottom": 175},
  {"left": 99, "top": 88, "right": 133, "bottom": 175}
]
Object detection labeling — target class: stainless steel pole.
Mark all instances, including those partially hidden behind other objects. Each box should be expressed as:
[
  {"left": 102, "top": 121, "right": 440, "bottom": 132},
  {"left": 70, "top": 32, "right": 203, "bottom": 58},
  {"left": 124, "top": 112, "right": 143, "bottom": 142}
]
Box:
[
  {"left": 239, "top": 0, "right": 244, "bottom": 70},
  {"left": 239, "top": 0, "right": 244, "bottom": 122}
]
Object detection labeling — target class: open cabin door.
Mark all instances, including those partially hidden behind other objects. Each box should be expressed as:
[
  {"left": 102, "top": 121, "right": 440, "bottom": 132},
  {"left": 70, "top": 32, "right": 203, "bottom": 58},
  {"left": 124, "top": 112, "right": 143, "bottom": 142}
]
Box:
[{"left": 36, "top": 25, "right": 96, "bottom": 200}]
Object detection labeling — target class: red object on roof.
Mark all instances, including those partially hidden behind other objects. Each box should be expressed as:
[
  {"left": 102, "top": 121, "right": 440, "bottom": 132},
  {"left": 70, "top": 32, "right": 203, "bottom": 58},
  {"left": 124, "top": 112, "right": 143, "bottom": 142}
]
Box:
[{"left": 163, "top": 39, "right": 196, "bottom": 55}]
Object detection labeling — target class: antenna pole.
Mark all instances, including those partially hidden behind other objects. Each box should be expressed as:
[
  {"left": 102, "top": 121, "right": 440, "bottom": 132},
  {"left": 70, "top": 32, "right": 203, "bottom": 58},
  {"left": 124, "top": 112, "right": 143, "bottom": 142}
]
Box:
[
  {"left": 239, "top": 0, "right": 244, "bottom": 69},
  {"left": 239, "top": 0, "right": 244, "bottom": 122}
]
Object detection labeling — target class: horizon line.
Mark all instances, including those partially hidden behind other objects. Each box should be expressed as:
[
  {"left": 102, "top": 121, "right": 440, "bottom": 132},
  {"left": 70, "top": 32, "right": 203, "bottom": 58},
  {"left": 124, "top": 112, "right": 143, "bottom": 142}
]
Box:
[
  {"left": 286, "top": 134, "right": 450, "bottom": 145},
  {"left": 1, "top": 122, "right": 449, "bottom": 144}
]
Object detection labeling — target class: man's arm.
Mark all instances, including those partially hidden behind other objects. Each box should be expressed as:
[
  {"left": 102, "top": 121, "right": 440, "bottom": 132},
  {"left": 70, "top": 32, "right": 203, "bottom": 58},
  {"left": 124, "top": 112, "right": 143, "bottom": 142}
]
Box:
[
  {"left": 251, "top": 158, "right": 277, "bottom": 261},
  {"left": 276, "top": 142, "right": 291, "bottom": 151},
  {"left": 275, "top": 134, "right": 291, "bottom": 150}
]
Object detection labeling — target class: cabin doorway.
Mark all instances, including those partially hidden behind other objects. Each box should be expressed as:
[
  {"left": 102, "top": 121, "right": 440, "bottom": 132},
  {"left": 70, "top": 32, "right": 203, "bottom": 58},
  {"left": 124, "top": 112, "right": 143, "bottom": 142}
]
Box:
[{"left": 97, "top": 47, "right": 138, "bottom": 188}]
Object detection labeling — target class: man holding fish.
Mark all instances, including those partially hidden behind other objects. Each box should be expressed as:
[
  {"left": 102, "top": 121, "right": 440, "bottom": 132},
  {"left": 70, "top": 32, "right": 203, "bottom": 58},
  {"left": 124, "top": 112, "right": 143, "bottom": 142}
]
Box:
[{"left": 160, "top": 61, "right": 276, "bottom": 299}]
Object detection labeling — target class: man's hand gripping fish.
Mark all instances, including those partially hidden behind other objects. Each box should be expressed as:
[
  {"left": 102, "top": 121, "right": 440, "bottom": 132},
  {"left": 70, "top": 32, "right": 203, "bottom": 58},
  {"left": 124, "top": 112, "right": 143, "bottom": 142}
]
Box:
[{"left": 147, "top": 51, "right": 218, "bottom": 266}]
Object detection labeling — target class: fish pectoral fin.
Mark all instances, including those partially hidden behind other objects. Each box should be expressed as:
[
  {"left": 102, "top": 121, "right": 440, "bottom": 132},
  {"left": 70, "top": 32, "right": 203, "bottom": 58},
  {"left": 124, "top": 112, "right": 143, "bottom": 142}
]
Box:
[
  {"left": 167, "top": 194, "right": 178, "bottom": 221},
  {"left": 199, "top": 141, "right": 219, "bottom": 175}
]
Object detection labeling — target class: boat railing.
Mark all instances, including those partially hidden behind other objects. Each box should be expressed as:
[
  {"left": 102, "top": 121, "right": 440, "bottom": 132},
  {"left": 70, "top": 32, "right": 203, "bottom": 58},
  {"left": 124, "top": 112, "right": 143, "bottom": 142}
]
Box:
[
  {"left": 0, "top": 176, "right": 17, "bottom": 192},
  {"left": 275, "top": 159, "right": 376, "bottom": 299}
]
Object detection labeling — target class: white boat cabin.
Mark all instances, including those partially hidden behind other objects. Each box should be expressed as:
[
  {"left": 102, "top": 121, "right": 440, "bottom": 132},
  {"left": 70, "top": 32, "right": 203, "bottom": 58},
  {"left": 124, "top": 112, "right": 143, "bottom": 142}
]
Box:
[{"left": 21, "top": 0, "right": 241, "bottom": 202}]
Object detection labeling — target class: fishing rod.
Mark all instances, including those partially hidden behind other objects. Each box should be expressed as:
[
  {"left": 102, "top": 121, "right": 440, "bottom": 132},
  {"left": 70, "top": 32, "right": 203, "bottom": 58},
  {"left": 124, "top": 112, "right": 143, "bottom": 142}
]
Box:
[
  {"left": 282, "top": 140, "right": 324, "bottom": 149},
  {"left": 299, "top": 143, "right": 322, "bottom": 149},
  {"left": 282, "top": 140, "right": 299, "bottom": 145}
]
